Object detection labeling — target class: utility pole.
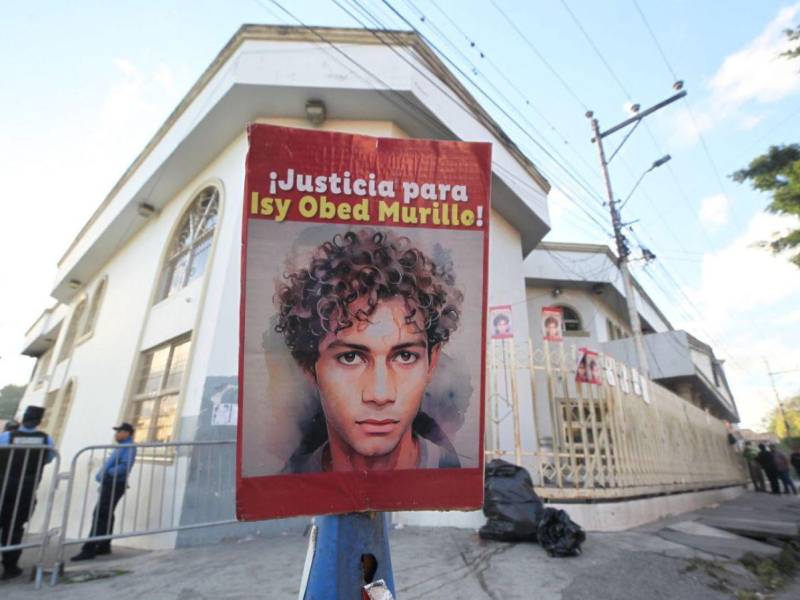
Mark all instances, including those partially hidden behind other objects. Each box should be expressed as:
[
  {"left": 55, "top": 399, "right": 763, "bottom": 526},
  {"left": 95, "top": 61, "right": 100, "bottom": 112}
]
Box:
[
  {"left": 765, "top": 358, "right": 792, "bottom": 437},
  {"left": 586, "top": 88, "right": 686, "bottom": 379}
]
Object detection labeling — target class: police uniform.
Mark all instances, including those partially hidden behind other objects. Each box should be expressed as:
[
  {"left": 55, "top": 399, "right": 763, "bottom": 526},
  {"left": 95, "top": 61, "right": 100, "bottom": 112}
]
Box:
[{"left": 0, "top": 406, "right": 53, "bottom": 580}]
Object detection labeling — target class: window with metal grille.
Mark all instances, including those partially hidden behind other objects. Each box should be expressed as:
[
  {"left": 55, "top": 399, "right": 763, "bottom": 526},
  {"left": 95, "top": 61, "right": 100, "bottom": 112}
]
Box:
[
  {"left": 556, "top": 305, "right": 582, "bottom": 332},
  {"left": 129, "top": 336, "right": 191, "bottom": 443},
  {"left": 81, "top": 277, "right": 107, "bottom": 337},
  {"left": 57, "top": 298, "right": 87, "bottom": 364},
  {"left": 159, "top": 187, "right": 219, "bottom": 301}
]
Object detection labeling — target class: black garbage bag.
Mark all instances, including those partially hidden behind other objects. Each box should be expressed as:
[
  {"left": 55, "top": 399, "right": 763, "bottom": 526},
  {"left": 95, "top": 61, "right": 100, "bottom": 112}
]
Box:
[
  {"left": 536, "top": 507, "right": 586, "bottom": 557},
  {"left": 479, "top": 459, "right": 543, "bottom": 542}
]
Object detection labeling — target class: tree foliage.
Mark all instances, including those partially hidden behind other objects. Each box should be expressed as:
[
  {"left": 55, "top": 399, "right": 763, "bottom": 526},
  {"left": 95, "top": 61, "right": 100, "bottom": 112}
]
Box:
[
  {"left": 732, "top": 27, "right": 800, "bottom": 268},
  {"left": 0, "top": 384, "right": 26, "bottom": 420},
  {"left": 763, "top": 394, "right": 800, "bottom": 439}
]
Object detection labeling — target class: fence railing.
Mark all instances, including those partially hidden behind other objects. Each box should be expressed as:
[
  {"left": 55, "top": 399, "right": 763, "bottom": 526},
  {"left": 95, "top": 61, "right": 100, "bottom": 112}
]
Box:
[
  {"left": 0, "top": 444, "right": 61, "bottom": 587},
  {"left": 51, "top": 440, "right": 236, "bottom": 583},
  {"left": 486, "top": 338, "right": 747, "bottom": 499}
]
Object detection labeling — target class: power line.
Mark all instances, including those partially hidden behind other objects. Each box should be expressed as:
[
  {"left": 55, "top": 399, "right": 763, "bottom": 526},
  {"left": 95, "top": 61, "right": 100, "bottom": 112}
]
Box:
[
  {"left": 261, "top": 0, "right": 613, "bottom": 244},
  {"left": 557, "top": 0, "right": 715, "bottom": 250},
  {"left": 630, "top": 0, "right": 678, "bottom": 82},
  {"left": 425, "top": 0, "right": 602, "bottom": 183},
  {"left": 488, "top": 0, "right": 588, "bottom": 111},
  {"left": 624, "top": 0, "right": 748, "bottom": 234},
  {"left": 559, "top": 0, "right": 632, "bottom": 100},
  {"left": 372, "top": 0, "right": 611, "bottom": 208},
  {"left": 342, "top": 0, "right": 619, "bottom": 227}
]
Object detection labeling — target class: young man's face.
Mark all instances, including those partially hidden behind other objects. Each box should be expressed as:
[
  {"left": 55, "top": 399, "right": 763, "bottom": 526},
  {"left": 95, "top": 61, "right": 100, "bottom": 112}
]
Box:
[
  {"left": 495, "top": 318, "right": 510, "bottom": 334},
  {"left": 312, "top": 297, "right": 440, "bottom": 460},
  {"left": 545, "top": 321, "right": 559, "bottom": 337}
]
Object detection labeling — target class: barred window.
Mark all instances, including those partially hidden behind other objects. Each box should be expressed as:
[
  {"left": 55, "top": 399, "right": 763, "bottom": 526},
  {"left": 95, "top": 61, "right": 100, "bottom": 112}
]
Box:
[
  {"left": 52, "top": 380, "right": 76, "bottom": 444},
  {"left": 34, "top": 349, "right": 53, "bottom": 389},
  {"left": 159, "top": 187, "right": 219, "bottom": 301},
  {"left": 57, "top": 298, "right": 87, "bottom": 364},
  {"left": 39, "top": 390, "right": 59, "bottom": 433},
  {"left": 557, "top": 305, "right": 582, "bottom": 332},
  {"left": 129, "top": 336, "right": 191, "bottom": 443},
  {"left": 82, "top": 277, "right": 107, "bottom": 337}
]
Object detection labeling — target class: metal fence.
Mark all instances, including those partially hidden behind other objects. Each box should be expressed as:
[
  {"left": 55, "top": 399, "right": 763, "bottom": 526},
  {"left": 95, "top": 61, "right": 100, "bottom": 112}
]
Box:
[
  {"left": 51, "top": 440, "right": 236, "bottom": 583},
  {"left": 0, "top": 444, "right": 61, "bottom": 587},
  {"left": 486, "top": 338, "right": 747, "bottom": 499}
]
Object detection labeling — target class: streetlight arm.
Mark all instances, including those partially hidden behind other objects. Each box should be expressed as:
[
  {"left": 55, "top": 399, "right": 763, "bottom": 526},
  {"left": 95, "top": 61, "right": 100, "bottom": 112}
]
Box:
[{"left": 619, "top": 169, "right": 650, "bottom": 210}]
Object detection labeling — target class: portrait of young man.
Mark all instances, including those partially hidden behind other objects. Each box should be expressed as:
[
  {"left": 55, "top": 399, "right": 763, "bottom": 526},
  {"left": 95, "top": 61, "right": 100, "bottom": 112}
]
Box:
[
  {"left": 271, "top": 229, "right": 464, "bottom": 473},
  {"left": 541, "top": 306, "right": 564, "bottom": 342},
  {"left": 237, "top": 125, "right": 490, "bottom": 519},
  {"left": 488, "top": 306, "right": 513, "bottom": 340}
]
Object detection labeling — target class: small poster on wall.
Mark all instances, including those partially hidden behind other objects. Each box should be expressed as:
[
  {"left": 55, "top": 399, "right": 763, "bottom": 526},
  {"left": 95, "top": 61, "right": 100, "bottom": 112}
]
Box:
[
  {"left": 604, "top": 355, "right": 616, "bottom": 386},
  {"left": 489, "top": 305, "right": 514, "bottom": 340},
  {"left": 631, "top": 368, "right": 642, "bottom": 396},
  {"left": 576, "top": 348, "right": 603, "bottom": 385},
  {"left": 619, "top": 364, "right": 631, "bottom": 394},
  {"left": 541, "top": 306, "right": 564, "bottom": 342}
]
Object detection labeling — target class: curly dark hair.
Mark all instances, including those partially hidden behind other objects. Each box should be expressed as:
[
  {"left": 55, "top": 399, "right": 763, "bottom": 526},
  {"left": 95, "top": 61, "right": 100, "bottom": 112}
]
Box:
[{"left": 274, "top": 229, "right": 463, "bottom": 371}]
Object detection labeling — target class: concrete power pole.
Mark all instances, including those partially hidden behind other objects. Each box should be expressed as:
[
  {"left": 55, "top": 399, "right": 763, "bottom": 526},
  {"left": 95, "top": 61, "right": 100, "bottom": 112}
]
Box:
[
  {"left": 586, "top": 88, "right": 686, "bottom": 379},
  {"left": 589, "top": 117, "right": 650, "bottom": 378},
  {"left": 765, "top": 358, "right": 793, "bottom": 437}
]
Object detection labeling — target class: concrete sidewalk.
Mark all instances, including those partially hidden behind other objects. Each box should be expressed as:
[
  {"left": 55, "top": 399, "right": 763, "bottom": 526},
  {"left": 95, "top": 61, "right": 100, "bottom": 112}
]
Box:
[{"left": 2, "top": 491, "right": 798, "bottom": 599}]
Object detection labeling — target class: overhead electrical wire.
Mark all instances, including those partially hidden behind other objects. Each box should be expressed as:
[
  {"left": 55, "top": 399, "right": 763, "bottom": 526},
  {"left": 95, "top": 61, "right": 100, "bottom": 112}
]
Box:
[
  {"left": 259, "top": 0, "right": 613, "bottom": 243},
  {"left": 628, "top": 0, "right": 748, "bottom": 233},
  {"left": 337, "top": 0, "right": 617, "bottom": 230},
  {"left": 257, "top": 0, "right": 753, "bottom": 376}
]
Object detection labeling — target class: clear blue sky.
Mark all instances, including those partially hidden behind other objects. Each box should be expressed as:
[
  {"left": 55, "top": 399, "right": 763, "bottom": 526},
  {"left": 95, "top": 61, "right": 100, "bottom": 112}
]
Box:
[{"left": 1, "top": 0, "right": 799, "bottom": 429}]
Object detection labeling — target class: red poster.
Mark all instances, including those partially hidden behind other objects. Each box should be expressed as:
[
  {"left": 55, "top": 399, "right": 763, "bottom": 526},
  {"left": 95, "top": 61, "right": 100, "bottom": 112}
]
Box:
[
  {"left": 576, "top": 347, "right": 602, "bottom": 385},
  {"left": 489, "top": 305, "right": 513, "bottom": 340},
  {"left": 237, "top": 124, "right": 491, "bottom": 520},
  {"left": 541, "top": 306, "right": 563, "bottom": 342}
]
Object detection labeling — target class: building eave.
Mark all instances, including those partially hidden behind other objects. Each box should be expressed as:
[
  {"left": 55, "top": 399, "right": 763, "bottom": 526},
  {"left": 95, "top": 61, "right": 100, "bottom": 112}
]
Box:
[
  {"left": 529, "top": 241, "right": 674, "bottom": 331},
  {"left": 57, "top": 24, "right": 550, "bottom": 270}
]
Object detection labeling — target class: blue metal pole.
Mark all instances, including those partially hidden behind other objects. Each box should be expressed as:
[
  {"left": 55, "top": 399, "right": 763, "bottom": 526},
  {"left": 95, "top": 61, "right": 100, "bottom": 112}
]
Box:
[{"left": 302, "top": 512, "right": 395, "bottom": 599}]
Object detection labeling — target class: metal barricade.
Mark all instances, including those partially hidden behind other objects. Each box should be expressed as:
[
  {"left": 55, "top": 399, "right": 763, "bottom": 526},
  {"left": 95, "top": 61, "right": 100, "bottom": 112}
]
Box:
[
  {"left": 52, "top": 440, "right": 236, "bottom": 585},
  {"left": 0, "top": 444, "right": 61, "bottom": 588}
]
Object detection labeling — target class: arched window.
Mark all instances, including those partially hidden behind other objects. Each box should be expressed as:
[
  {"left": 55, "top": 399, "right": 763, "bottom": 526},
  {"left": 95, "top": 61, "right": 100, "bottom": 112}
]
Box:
[
  {"left": 557, "top": 305, "right": 582, "bottom": 332},
  {"left": 82, "top": 277, "right": 107, "bottom": 337},
  {"left": 52, "top": 380, "right": 76, "bottom": 444},
  {"left": 57, "top": 298, "right": 87, "bottom": 364},
  {"left": 159, "top": 187, "right": 220, "bottom": 301}
]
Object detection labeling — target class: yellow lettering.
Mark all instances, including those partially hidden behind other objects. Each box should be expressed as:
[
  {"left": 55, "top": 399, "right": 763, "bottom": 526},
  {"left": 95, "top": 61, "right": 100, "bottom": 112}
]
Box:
[
  {"left": 379, "top": 200, "right": 399, "bottom": 222},
  {"left": 274, "top": 198, "right": 291, "bottom": 222},
  {"left": 353, "top": 199, "right": 370, "bottom": 221},
  {"left": 299, "top": 195, "right": 317, "bottom": 218},
  {"left": 418, "top": 207, "right": 431, "bottom": 224},
  {"left": 319, "top": 196, "right": 336, "bottom": 219}
]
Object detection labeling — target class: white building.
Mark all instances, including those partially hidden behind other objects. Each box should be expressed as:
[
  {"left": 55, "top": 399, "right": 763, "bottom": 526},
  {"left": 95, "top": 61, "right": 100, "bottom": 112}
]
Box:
[
  {"left": 17, "top": 25, "right": 551, "bottom": 546},
  {"left": 524, "top": 242, "right": 738, "bottom": 423}
]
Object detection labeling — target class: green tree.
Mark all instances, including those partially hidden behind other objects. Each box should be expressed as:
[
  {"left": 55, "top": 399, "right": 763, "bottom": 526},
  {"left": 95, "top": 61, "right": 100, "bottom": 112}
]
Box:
[
  {"left": 763, "top": 394, "right": 800, "bottom": 440},
  {"left": 0, "top": 384, "right": 26, "bottom": 420},
  {"left": 732, "top": 27, "right": 800, "bottom": 268}
]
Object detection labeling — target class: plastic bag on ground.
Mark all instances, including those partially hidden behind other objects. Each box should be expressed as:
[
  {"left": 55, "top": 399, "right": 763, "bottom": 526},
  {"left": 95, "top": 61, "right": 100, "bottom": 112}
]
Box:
[
  {"left": 479, "top": 459, "right": 543, "bottom": 542},
  {"left": 536, "top": 507, "right": 586, "bottom": 557}
]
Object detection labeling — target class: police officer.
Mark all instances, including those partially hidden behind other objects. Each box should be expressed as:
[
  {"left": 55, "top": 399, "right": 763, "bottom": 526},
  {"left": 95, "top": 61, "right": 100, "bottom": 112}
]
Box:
[
  {"left": 0, "top": 406, "right": 54, "bottom": 580},
  {"left": 72, "top": 422, "right": 137, "bottom": 561}
]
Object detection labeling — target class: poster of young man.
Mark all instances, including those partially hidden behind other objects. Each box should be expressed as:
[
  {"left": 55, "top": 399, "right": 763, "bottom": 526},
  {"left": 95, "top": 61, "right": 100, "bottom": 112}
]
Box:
[
  {"left": 238, "top": 124, "right": 491, "bottom": 520},
  {"left": 541, "top": 306, "right": 563, "bottom": 342},
  {"left": 575, "top": 348, "right": 602, "bottom": 385},
  {"left": 489, "top": 305, "right": 513, "bottom": 339}
]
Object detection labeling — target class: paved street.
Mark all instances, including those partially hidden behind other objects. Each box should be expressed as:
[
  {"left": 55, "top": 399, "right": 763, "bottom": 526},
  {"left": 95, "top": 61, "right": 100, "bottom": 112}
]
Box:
[{"left": 2, "top": 491, "right": 799, "bottom": 599}]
